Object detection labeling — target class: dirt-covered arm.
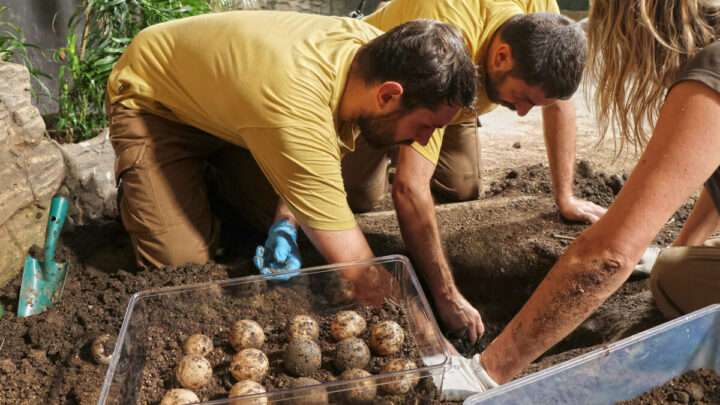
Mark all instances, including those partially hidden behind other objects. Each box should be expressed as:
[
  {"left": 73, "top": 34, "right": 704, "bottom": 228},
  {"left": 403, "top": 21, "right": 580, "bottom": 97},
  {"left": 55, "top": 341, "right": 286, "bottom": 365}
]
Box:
[
  {"left": 542, "top": 99, "right": 606, "bottom": 223},
  {"left": 481, "top": 82, "right": 720, "bottom": 383},
  {"left": 392, "top": 144, "right": 485, "bottom": 343}
]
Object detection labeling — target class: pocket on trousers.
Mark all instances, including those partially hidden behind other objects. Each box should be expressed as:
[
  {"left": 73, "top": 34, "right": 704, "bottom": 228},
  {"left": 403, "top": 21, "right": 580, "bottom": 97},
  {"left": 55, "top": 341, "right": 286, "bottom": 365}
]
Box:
[{"left": 115, "top": 143, "right": 167, "bottom": 234}]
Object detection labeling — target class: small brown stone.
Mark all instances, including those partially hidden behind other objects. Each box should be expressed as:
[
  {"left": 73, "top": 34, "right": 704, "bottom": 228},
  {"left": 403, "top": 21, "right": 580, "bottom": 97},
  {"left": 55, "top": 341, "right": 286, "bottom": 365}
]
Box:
[
  {"left": 0, "top": 358, "right": 16, "bottom": 374},
  {"left": 687, "top": 382, "right": 705, "bottom": 401}
]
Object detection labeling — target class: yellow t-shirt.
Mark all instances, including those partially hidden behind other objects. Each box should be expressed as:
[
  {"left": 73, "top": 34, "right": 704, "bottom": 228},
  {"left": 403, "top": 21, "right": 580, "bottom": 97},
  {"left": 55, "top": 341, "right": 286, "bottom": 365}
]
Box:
[
  {"left": 108, "top": 11, "right": 382, "bottom": 231},
  {"left": 364, "top": 0, "right": 560, "bottom": 163}
]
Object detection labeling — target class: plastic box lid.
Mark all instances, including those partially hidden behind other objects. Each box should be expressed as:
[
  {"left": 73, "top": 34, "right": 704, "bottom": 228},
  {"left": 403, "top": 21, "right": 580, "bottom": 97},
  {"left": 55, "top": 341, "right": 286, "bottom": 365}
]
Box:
[
  {"left": 466, "top": 304, "right": 720, "bottom": 404},
  {"left": 97, "top": 255, "right": 450, "bottom": 404}
]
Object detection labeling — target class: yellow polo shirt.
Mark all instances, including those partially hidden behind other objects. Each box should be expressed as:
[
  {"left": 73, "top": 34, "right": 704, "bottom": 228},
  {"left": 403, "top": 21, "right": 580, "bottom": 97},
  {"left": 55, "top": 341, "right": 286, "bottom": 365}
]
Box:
[
  {"left": 108, "top": 11, "right": 382, "bottom": 231},
  {"left": 365, "top": 0, "right": 560, "bottom": 163}
]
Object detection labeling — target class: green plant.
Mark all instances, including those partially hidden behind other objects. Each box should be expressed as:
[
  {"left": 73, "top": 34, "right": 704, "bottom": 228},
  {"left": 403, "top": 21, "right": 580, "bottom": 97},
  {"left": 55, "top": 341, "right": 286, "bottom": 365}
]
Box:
[
  {"left": 0, "top": 6, "right": 51, "bottom": 101},
  {"left": 55, "top": 0, "right": 211, "bottom": 142}
]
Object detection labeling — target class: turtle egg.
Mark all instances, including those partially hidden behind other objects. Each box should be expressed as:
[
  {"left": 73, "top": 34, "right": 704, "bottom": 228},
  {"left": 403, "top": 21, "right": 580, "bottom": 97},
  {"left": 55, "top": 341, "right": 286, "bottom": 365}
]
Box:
[
  {"left": 290, "top": 377, "right": 328, "bottom": 405},
  {"left": 288, "top": 315, "right": 319, "bottom": 341},
  {"left": 229, "top": 380, "right": 267, "bottom": 405},
  {"left": 183, "top": 333, "right": 213, "bottom": 356},
  {"left": 284, "top": 338, "right": 322, "bottom": 377},
  {"left": 369, "top": 320, "right": 405, "bottom": 356},
  {"left": 331, "top": 311, "right": 366, "bottom": 341},
  {"left": 230, "top": 320, "right": 265, "bottom": 351},
  {"left": 340, "top": 368, "right": 377, "bottom": 403},
  {"left": 160, "top": 388, "right": 200, "bottom": 405},
  {"left": 230, "top": 348, "right": 269, "bottom": 382},
  {"left": 380, "top": 358, "right": 418, "bottom": 394},
  {"left": 334, "top": 337, "right": 370, "bottom": 372},
  {"left": 176, "top": 354, "right": 212, "bottom": 389},
  {"left": 91, "top": 334, "right": 114, "bottom": 365}
]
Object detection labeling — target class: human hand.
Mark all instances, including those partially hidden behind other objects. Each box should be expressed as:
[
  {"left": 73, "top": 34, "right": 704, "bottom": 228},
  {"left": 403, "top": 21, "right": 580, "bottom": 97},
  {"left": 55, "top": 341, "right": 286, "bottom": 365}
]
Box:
[
  {"left": 346, "top": 264, "right": 397, "bottom": 306},
  {"left": 436, "top": 291, "right": 485, "bottom": 344},
  {"left": 253, "top": 219, "right": 301, "bottom": 281},
  {"left": 558, "top": 196, "right": 607, "bottom": 223}
]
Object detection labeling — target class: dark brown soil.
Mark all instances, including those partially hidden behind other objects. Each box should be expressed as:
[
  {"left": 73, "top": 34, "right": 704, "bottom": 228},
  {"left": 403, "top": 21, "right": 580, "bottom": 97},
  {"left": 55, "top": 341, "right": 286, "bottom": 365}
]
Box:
[
  {"left": 0, "top": 160, "right": 693, "bottom": 404},
  {"left": 484, "top": 160, "right": 695, "bottom": 246},
  {"left": 0, "top": 222, "right": 253, "bottom": 404},
  {"left": 616, "top": 369, "right": 720, "bottom": 404},
  {"left": 0, "top": 223, "right": 440, "bottom": 404}
]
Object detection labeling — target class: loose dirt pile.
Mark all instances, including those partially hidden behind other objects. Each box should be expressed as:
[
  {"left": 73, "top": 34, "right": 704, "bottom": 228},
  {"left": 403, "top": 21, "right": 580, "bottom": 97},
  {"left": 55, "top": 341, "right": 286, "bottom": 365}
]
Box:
[
  {"left": 484, "top": 160, "right": 694, "bottom": 246},
  {"left": 616, "top": 369, "right": 720, "bottom": 405}
]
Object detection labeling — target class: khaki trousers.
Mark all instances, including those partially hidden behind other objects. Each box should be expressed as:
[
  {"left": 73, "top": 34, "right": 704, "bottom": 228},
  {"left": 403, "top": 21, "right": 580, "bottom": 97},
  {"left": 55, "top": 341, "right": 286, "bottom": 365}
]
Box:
[
  {"left": 342, "top": 120, "right": 481, "bottom": 211},
  {"left": 108, "top": 105, "right": 277, "bottom": 268},
  {"left": 650, "top": 244, "right": 720, "bottom": 318}
]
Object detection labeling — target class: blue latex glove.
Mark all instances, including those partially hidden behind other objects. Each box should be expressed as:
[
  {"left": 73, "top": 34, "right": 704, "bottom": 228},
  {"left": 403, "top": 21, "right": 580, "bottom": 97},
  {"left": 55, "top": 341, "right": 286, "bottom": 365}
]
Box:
[{"left": 253, "top": 219, "right": 302, "bottom": 281}]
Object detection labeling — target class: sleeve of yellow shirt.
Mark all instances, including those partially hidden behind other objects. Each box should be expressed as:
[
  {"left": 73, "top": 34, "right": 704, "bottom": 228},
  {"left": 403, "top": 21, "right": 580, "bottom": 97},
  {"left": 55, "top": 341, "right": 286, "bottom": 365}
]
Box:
[
  {"left": 241, "top": 126, "right": 356, "bottom": 231},
  {"left": 410, "top": 127, "right": 445, "bottom": 164}
]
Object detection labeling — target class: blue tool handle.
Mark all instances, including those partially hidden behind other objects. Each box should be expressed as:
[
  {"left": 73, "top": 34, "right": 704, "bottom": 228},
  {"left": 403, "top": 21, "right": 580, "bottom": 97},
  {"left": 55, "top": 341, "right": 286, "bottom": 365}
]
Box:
[{"left": 43, "top": 196, "right": 69, "bottom": 263}]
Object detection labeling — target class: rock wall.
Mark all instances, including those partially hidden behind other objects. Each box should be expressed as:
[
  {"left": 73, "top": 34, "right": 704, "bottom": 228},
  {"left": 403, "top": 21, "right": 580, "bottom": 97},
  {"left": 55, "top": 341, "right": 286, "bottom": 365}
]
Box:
[
  {"left": 58, "top": 128, "right": 118, "bottom": 224},
  {"left": 0, "top": 62, "right": 65, "bottom": 287}
]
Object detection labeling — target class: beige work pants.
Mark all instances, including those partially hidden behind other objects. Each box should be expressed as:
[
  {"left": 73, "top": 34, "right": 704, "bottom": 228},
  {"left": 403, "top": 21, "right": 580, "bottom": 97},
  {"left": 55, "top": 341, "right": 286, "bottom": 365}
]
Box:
[
  {"left": 650, "top": 244, "right": 720, "bottom": 318},
  {"left": 342, "top": 121, "right": 481, "bottom": 211},
  {"left": 108, "top": 105, "right": 277, "bottom": 268}
]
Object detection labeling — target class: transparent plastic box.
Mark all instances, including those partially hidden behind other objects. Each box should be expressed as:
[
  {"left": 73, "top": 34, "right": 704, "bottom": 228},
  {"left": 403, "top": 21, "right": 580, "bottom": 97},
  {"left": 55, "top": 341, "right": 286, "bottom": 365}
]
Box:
[
  {"left": 97, "top": 255, "right": 450, "bottom": 404},
  {"left": 466, "top": 304, "right": 720, "bottom": 405}
]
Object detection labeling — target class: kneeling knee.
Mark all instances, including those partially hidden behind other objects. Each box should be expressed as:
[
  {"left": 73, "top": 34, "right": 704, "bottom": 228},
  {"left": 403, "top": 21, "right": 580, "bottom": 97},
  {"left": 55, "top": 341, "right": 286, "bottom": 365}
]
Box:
[{"left": 431, "top": 176, "right": 480, "bottom": 202}]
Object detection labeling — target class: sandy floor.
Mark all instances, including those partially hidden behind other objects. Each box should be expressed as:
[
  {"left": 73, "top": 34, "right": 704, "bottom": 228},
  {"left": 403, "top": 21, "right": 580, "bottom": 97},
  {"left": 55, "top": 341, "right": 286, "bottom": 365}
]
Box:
[{"left": 480, "top": 82, "right": 640, "bottom": 185}]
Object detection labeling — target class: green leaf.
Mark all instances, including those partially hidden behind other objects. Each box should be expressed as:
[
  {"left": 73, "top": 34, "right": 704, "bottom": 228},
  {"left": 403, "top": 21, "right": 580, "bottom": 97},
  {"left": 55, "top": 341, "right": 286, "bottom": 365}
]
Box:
[{"left": 91, "top": 54, "right": 117, "bottom": 68}]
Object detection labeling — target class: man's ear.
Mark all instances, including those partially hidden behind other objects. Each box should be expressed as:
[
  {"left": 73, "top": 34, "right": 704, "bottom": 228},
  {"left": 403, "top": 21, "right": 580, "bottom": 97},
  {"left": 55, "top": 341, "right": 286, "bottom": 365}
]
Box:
[
  {"left": 491, "top": 42, "right": 514, "bottom": 73},
  {"left": 376, "top": 81, "right": 404, "bottom": 111}
]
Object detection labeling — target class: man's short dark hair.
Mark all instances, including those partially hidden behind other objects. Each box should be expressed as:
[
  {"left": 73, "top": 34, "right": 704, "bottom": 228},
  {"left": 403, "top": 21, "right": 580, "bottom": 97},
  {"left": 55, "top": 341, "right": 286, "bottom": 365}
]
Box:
[
  {"left": 354, "top": 19, "right": 477, "bottom": 111},
  {"left": 499, "top": 13, "right": 586, "bottom": 100}
]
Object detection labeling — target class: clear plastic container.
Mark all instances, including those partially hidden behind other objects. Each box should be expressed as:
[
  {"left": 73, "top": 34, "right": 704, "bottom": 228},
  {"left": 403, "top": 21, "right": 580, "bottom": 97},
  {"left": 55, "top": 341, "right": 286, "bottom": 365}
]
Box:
[
  {"left": 97, "top": 255, "right": 450, "bottom": 404},
  {"left": 466, "top": 304, "right": 720, "bottom": 405}
]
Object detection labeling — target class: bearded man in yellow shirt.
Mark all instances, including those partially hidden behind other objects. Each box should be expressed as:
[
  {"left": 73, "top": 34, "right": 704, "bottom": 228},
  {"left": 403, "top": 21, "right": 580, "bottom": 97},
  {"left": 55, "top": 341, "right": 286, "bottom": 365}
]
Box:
[
  {"left": 261, "top": 1, "right": 600, "bottom": 345},
  {"left": 106, "top": 12, "right": 476, "bottom": 289}
]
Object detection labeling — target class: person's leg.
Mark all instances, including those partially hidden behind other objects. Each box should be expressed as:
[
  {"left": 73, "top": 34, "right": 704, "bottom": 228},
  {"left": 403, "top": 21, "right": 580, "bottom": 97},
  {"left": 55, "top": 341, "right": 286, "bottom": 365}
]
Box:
[
  {"left": 431, "top": 120, "right": 481, "bottom": 202},
  {"left": 207, "top": 137, "right": 389, "bottom": 230},
  {"left": 341, "top": 136, "right": 391, "bottom": 213},
  {"left": 207, "top": 145, "right": 279, "bottom": 233},
  {"left": 650, "top": 245, "right": 720, "bottom": 318},
  {"left": 109, "top": 105, "right": 223, "bottom": 268}
]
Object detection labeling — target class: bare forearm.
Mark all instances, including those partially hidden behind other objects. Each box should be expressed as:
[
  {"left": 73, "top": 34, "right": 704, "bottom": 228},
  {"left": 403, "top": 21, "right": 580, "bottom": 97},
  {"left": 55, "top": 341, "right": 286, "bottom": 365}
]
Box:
[
  {"left": 542, "top": 100, "right": 577, "bottom": 204},
  {"left": 302, "top": 225, "right": 374, "bottom": 264},
  {"left": 393, "top": 184, "right": 457, "bottom": 301}
]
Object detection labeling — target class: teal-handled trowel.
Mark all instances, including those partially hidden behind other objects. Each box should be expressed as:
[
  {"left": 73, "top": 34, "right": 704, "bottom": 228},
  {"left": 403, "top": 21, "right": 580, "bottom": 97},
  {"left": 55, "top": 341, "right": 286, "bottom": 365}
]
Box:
[{"left": 17, "top": 195, "right": 69, "bottom": 317}]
